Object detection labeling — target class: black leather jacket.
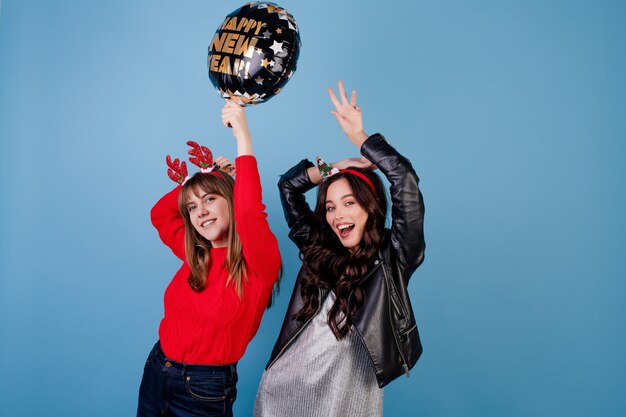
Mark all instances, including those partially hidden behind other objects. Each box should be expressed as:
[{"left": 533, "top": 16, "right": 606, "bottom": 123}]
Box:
[{"left": 266, "top": 133, "right": 426, "bottom": 388}]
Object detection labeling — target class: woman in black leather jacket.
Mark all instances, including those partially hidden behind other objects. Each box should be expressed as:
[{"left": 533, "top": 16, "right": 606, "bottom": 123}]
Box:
[{"left": 254, "top": 81, "right": 426, "bottom": 417}]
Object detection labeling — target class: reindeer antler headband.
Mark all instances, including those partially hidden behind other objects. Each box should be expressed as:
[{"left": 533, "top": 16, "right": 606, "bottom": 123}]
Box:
[{"left": 166, "top": 141, "right": 223, "bottom": 185}]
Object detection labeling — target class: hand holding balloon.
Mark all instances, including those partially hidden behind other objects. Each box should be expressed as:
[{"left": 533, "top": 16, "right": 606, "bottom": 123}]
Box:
[
  {"left": 328, "top": 80, "right": 368, "bottom": 148},
  {"left": 221, "top": 100, "right": 253, "bottom": 156}
]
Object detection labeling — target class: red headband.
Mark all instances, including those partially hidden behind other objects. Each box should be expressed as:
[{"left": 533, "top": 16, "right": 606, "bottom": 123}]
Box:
[{"left": 340, "top": 169, "right": 376, "bottom": 194}]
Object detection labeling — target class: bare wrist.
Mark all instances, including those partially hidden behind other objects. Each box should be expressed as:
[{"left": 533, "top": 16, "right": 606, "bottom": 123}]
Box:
[
  {"left": 236, "top": 134, "right": 253, "bottom": 156},
  {"left": 306, "top": 166, "right": 323, "bottom": 185},
  {"left": 349, "top": 131, "right": 368, "bottom": 147}
]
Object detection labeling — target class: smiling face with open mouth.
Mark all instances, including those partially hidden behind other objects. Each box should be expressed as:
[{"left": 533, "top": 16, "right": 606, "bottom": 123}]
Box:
[
  {"left": 325, "top": 178, "right": 369, "bottom": 251},
  {"left": 185, "top": 189, "right": 231, "bottom": 248}
]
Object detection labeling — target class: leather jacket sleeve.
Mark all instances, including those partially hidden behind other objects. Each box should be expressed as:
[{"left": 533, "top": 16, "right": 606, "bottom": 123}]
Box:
[
  {"left": 360, "top": 134, "right": 426, "bottom": 278},
  {"left": 277, "top": 158, "right": 316, "bottom": 251},
  {"left": 267, "top": 134, "right": 426, "bottom": 386}
]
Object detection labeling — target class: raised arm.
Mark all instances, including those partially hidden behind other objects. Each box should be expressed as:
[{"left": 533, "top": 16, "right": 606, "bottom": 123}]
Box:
[
  {"left": 150, "top": 186, "right": 186, "bottom": 261},
  {"left": 277, "top": 159, "right": 318, "bottom": 251},
  {"left": 233, "top": 156, "right": 281, "bottom": 282},
  {"left": 222, "top": 101, "right": 281, "bottom": 282},
  {"left": 361, "top": 135, "right": 425, "bottom": 271},
  {"left": 328, "top": 80, "right": 425, "bottom": 272}
]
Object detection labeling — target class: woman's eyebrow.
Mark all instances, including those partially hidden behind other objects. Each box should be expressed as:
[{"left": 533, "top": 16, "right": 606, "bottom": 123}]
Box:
[{"left": 326, "top": 194, "right": 354, "bottom": 204}]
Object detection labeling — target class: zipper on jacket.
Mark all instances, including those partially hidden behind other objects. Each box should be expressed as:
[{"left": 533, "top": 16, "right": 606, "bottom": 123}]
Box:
[
  {"left": 400, "top": 323, "right": 417, "bottom": 337},
  {"left": 390, "top": 291, "right": 405, "bottom": 320},
  {"left": 381, "top": 260, "right": 411, "bottom": 378},
  {"left": 377, "top": 253, "right": 407, "bottom": 321}
]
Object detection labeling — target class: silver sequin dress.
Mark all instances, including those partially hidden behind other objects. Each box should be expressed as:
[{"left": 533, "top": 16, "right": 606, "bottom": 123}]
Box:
[{"left": 254, "top": 292, "right": 383, "bottom": 417}]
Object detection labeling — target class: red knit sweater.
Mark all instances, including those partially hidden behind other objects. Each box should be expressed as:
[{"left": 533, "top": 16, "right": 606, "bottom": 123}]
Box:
[{"left": 150, "top": 156, "right": 281, "bottom": 364}]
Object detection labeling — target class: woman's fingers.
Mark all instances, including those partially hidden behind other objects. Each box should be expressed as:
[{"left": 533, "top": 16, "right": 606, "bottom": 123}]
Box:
[
  {"left": 221, "top": 114, "right": 232, "bottom": 128},
  {"left": 328, "top": 86, "right": 341, "bottom": 110},
  {"left": 217, "top": 156, "right": 236, "bottom": 177},
  {"left": 330, "top": 110, "right": 341, "bottom": 120},
  {"left": 329, "top": 81, "right": 358, "bottom": 112},
  {"left": 332, "top": 157, "right": 375, "bottom": 171},
  {"left": 215, "top": 155, "right": 237, "bottom": 177},
  {"left": 224, "top": 99, "right": 240, "bottom": 109},
  {"left": 350, "top": 89, "right": 357, "bottom": 108},
  {"left": 337, "top": 80, "right": 349, "bottom": 105},
  {"left": 214, "top": 155, "right": 231, "bottom": 167},
  {"left": 221, "top": 100, "right": 244, "bottom": 128}
]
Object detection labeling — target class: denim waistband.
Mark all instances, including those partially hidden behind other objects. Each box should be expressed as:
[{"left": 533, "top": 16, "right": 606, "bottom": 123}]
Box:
[{"left": 149, "top": 341, "right": 237, "bottom": 378}]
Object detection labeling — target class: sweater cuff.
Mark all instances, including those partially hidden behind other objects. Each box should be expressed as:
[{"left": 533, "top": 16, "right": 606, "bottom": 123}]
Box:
[{"left": 235, "top": 154, "right": 257, "bottom": 170}]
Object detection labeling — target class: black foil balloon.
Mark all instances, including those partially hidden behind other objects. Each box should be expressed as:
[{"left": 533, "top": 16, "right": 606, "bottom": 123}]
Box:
[{"left": 207, "top": 2, "right": 301, "bottom": 106}]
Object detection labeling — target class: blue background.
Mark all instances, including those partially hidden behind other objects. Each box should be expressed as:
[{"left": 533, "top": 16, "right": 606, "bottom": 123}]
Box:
[{"left": 1, "top": 1, "right": 625, "bottom": 416}]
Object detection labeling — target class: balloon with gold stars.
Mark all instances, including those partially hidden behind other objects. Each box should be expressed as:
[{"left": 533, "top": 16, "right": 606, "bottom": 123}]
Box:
[{"left": 208, "top": 2, "right": 301, "bottom": 106}]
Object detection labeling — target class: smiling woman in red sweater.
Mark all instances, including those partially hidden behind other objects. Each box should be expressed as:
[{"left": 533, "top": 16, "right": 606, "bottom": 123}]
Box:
[{"left": 137, "top": 101, "right": 282, "bottom": 417}]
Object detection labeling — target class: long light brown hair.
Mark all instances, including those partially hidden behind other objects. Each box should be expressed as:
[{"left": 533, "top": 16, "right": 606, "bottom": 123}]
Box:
[{"left": 178, "top": 171, "right": 247, "bottom": 296}]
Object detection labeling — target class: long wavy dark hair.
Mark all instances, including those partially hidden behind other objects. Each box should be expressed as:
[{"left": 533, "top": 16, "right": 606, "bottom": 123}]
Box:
[{"left": 293, "top": 167, "right": 387, "bottom": 339}]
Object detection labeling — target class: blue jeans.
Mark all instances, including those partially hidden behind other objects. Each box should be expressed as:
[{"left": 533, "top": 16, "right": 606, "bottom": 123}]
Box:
[{"left": 137, "top": 341, "right": 238, "bottom": 417}]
